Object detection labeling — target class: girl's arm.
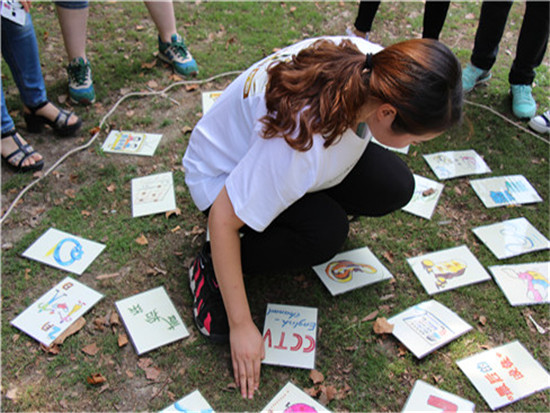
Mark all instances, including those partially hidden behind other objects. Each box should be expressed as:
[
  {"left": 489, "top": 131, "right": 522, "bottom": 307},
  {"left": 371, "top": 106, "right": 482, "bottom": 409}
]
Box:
[{"left": 208, "top": 186, "right": 265, "bottom": 400}]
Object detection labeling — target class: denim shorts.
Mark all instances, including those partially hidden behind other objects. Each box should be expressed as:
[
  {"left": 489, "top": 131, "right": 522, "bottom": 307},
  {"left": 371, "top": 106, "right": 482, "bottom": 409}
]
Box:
[{"left": 54, "top": 1, "right": 89, "bottom": 9}]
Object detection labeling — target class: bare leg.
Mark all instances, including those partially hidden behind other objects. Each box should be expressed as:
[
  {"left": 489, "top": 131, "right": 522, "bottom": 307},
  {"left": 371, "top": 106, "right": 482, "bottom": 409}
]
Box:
[
  {"left": 55, "top": 5, "right": 88, "bottom": 61},
  {"left": 144, "top": 1, "right": 177, "bottom": 43}
]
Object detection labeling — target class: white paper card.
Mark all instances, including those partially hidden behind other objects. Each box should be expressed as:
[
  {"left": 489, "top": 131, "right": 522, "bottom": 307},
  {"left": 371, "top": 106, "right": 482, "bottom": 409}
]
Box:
[
  {"left": 423, "top": 149, "right": 491, "bottom": 180},
  {"left": 470, "top": 175, "right": 542, "bottom": 208},
  {"left": 22, "top": 228, "right": 105, "bottom": 275},
  {"left": 402, "top": 174, "right": 445, "bottom": 220},
  {"left": 261, "top": 382, "right": 330, "bottom": 413},
  {"left": 11, "top": 276, "right": 103, "bottom": 346},
  {"left": 407, "top": 245, "right": 491, "bottom": 295},
  {"left": 262, "top": 304, "right": 317, "bottom": 369},
  {"left": 488, "top": 262, "right": 549, "bottom": 306},
  {"left": 131, "top": 172, "right": 176, "bottom": 217},
  {"left": 1, "top": 0, "right": 26, "bottom": 25},
  {"left": 457, "top": 340, "right": 550, "bottom": 410},
  {"left": 116, "top": 286, "right": 189, "bottom": 355},
  {"left": 402, "top": 380, "right": 475, "bottom": 412},
  {"left": 201, "top": 91, "right": 223, "bottom": 114},
  {"left": 388, "top": 300, "right": 472, "bottom": 359},
  {"left": 101, "top": 130, "right": 162, "bottom": 156},
  {"left": 312, "top": 246, "right": 393, "bottom": 296},
  {"left": 372, "top": 136, "right": 409, "bottom": 154},
  {"left": 472, "top": 217, "right": 550, "bottom": 259},
  {"left": 161, "top": 389, "right": 214, "bottom": 412}
]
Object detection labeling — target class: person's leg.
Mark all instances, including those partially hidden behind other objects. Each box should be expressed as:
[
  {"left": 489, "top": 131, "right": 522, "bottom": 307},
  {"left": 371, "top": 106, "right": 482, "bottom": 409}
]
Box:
[
  {"left": 353, "top": 0, "right": 381, "bottom": 37},
  {"left": 144, "top": 0, "right": 177, "bottom": 42},
  {"left": 422, "top": 0, "right": 450, "bottom": 40}
]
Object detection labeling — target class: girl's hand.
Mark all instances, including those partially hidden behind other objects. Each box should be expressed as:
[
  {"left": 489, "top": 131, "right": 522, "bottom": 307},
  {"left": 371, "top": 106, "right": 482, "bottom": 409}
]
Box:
[{"left": 230, "top": 320, "right": 265, "bottom": 399}]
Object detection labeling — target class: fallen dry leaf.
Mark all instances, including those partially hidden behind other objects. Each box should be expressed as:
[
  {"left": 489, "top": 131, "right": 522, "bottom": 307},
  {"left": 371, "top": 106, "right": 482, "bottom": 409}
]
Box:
[
  {"left": 24, "top": 268, "right": 31, "bottom": 280},
  {"left": 144, "top": 366, "right": 161, "bottom": 381},
  {"left": 171, "top": 225, "right": 181, "bottom": 233},
  {"left": 181, "top": 125, "right": 193, "bottom": 134},
  {"left": 382, "top": 250, "right": 394, "bottom": 264},
  {"left": 32, "top": 170, "right": 44, "bottom": 178},
  {"left": 125, "top": 370, "right": 134, "bottom": 378},
  {"left": 141, "top": 60, "right": 156, "bottom": 69},
  {"left": 89, "top": 126, "right": 101, "bottom": 136},
  {"left": 110, "top": 312, "right": 120, "bottom": 326},
  {"left": 93, "top": 316, "right": 107, "bottom": 331},
  {"left": 165, "top": 208, "right": 182, "bottom": 218},
  {"left": 362, "top": 310, "right": 379, "bottom": 322},
  {"left": 169, "top": 73, "right": 183, "bottom": 82},
  {"left": 146, "top": 79, "right": 159, "bottom": 89},
  {"left": 64, "top": 188, "right": 76, "bottom": 199},
  {"left": 185, "top": 84, "right": 199, "bottom": 92},
  {"left": 118, "top": 333, "right": 129, "bottom": 347},
  {"left": 81, "top": 342, "right": 100, "bottom": 356},
  {"left": 86, "top": 373, "right": 106, "bottom": 385},
  {"left": 304, "top": 386, "right": 320, "bottom": 397},
  {"left": 6, "top": 387, "right": 18, "bottom": 401},
  {"left": 81, "top": 210, "right": 91, "bottom": 217},
  {"left": 138, "top": 357, "right": 154, "bottom": 369},
  {"left": 373, "top": 317, "right": 394, "bottom": 335},
  {"left": 309, "top": 369, "right": 324, "bottom": 384},
  {"left": 40, "top": 343, "right": 60, "bottom": 354},
  {"left": 53, "top": 317, "right": 86, "bottom": 345},
  {"left": 106, "top": 183, "right": 116, "bottom": 193},
  {"left": 479, "top": 315, "right": 487, "bottom": 326},
  {"left": 96, "top": 272, "right": 120, "bottom": 280},
  {"left": 135, "top": 234, "right": 148, "bottom": 245}
]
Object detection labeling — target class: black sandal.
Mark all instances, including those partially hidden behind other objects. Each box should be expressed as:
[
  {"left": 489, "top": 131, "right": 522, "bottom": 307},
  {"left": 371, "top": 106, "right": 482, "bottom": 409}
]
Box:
[
  {"left": 24, "top": 101, "right": 82, "bottom": 137},
  {"left": 1, "top": 129, "right": 44, "bottom": 173}
]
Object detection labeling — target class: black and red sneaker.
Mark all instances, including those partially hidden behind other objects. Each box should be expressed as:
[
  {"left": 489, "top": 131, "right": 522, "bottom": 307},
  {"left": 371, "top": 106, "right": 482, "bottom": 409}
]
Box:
[{"left": 188, "top": 244, "right": 229, "bottom": 343}]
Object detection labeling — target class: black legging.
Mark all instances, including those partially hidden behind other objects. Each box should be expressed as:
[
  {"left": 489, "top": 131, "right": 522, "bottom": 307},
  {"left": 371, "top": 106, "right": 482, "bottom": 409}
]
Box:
[{"left": 233, "top": 142, "right": 414, "bottom": 274}]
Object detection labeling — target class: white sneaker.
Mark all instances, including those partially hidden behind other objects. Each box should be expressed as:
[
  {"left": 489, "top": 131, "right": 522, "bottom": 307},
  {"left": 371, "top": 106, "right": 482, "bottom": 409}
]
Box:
[{"left": 528, "top": 110, "right": 550, "bottom": 134}]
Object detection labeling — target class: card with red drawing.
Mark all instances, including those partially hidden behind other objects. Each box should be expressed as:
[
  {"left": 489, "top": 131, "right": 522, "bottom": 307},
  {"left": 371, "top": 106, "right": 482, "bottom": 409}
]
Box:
[
  {"left": 488, "top": 262, "right": 549, "bottom": 306},
  {"left": 262, "top": 382, "right": 331, "bottom": 413},
  {"left": 423, "top": 149, "right": 491, "bottom": 180},
  {"left": 402, "top": 380, "right": 475, "bottom": 412},
  {"left": 101, "top": 130, "right": 162, "bottom": 156}
]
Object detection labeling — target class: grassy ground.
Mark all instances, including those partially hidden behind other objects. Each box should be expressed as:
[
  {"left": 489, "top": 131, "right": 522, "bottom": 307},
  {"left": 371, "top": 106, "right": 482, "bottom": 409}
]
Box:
[{"left": 1, "top": 1, "right": 549, "bottom": 411}]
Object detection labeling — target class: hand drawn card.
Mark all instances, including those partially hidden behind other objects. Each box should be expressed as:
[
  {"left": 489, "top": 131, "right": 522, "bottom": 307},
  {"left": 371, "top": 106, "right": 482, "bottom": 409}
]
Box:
[
  {"left": 312, "top": 246, "right": 393, "bottom": 296},
  {"left": 488, "top": 262, "right": 549, "bottom": 306},
  {"left": 22, "top": 228, "right": 105, "bottom": 275},
  {"left": 131, "top": 171, "right": 176, "bottom": 217},
  {"left": 407, "top": 245, "right": 491, "bottom": 295},
  {"left": 470, "top": 175, "right": 542, "bottom": 208},
  {"left": 472, "top": 217, "right": 550, "bottom": 259},
  {"left": 261, "top": 382, "right": 330, "bottom": 413},
  {"left": 116, "top": 286, "right": 189, "bottom": 355},
  {"left": 262, "top": 304, "right": 317, "bottom": 369},
  {"left": 11, "top": 276, "right": 103, "bottom": 347},
  {"left": 457, "top": 340, "right": 550, "bottom": 410},
  {"left": 402, "top": 174, "right": 445, "bottom": 220},
  {"left": 423, "top": 149, "right": 491, "bottom": 180},
  {"left": 201, "top": 90, "right": 223, "bottom": 114},
  {"left": 101, "top": 130, "right": 162, "bottom": 156},
  {"left": 402, "top": 380, "right": 475, "bottom": 412},
  {"left": 388, "top": 300, "right": 472, "bottom": 359},
  {"left": 161, "top": 389, "right": 214, "bottom": 412},
  {"left": 1, "top": 0, "right": 26, "bottom": 26}
]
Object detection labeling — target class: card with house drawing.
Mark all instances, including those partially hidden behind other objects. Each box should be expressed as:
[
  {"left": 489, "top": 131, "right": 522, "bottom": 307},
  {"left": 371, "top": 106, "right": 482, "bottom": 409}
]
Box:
[
  {"left": 402, "top": 174, "right": 445, "bottom": 220},
  {"left": 101, "top": 130, "right": 162, "bottom": 156},
  {"left": 402, "top": 380, "right": 475, "bottom": 412},
  {"left": 161, "top": 389, "right": 214, "bottom": 412},
  {"left": 488, "top": 262, "right": 549, "bottom": 306},
  {"left": 131, "top": 171, "right": 176, "bottom": 217},
  {"left": 262, "top": 382, "right": 331, "bottom": 413},
  {"left": 470, "top": 175, "right": 542, "bottom": 208},
  {"left": 423, "top": 149, "right": 491, "bottom": 180}
]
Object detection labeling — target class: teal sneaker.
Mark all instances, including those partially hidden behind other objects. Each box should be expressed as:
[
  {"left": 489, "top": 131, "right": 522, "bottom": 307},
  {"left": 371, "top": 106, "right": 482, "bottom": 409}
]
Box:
[
  {"left": 510, "top": 84, "right": 536, "bottom": 119},
  {"left": 462, "top": 63, "right": 491, "bottom": 93},
  {"left": 67, "top": 57, "right": 95, "bottom": 105},
  {"left": 158, "top": 33, "right": 198, "bottom": 77}
]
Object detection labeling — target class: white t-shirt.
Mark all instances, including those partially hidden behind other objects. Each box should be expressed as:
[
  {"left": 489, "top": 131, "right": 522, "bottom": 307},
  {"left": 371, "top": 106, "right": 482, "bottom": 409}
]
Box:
[{"left": 183, "top": 36, "right": 383, "bottom": 232}]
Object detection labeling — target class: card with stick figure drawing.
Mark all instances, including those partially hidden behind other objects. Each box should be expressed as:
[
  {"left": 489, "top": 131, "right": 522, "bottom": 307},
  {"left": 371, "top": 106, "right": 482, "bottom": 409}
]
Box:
[
  {"left": 161, "top": 389, "right": 214, "bottom": 412},
  {"left": 131, "top": 171, "right": 176, "bottom": 217},
  {"left": 470, "top": 175, "right": 542, "bottom": 208},
  {"left": 488, "top": 262, "right": 549, "bottom": 306},
  {"left": 402, "top": 174, "right": 445, "bottom": 220},
  {"left": 472, "top": 217, "right": 550, "bottom": 260},
  {"left": 312, "top": 246, "right": 393, "bottom": 296},
  {"left": 22, "top": 228, "right": 105, "bottom": 275},
  {"left": 407, "top": 245, "right": 491, "bottom": 295},
  {"left": 116, "top": 286, "right": 189, "bottom": 355},
  {"left": 201, "top": 90, "right": 224, "bottom": 115},
  {"left": 402, "top": 380, "right": 475, "bottom": 412},
  {"left": 262, "top": 304, "right": 317, "bottom": 369},
  {"left": 423, "top": 149, "right": 491, "bottom": 180},
  {"left": 388, "top": 300, "right": 472, "bottom": 359},
  {"left": 11, "top": 276, "right": 104, "bottom": 347},
  {"left": 261, "top": 382, "right": 331, "bottom": 413},
  {"left": 101, "top": 130, "right": 162, "bottom": 156}
]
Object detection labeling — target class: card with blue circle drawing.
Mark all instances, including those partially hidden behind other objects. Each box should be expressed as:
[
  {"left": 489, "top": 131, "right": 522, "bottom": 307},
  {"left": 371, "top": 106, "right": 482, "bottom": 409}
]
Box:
[
  {"left": 11, "top": 276, "right": 104, "bottom": 347},
  {"left": 161, "top": 389, "right": 214, "bottom": 413},
  {"left": 470, "top": 175, "right": 542, "bottom": 208},
  {"left": 423, "top": 149, "right": 491, "bottom": 180},
  {"left": 22, "top": 228, "right": 106, "bottom": 275},
  {"left": 312, "top": 246, "right": 394, "bottom": 296}
]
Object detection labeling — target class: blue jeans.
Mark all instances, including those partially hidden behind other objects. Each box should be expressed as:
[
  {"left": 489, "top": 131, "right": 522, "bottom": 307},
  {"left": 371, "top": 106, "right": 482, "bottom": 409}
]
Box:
[{"left": 1, "top": 14, "right": 47, "bottom": 134}]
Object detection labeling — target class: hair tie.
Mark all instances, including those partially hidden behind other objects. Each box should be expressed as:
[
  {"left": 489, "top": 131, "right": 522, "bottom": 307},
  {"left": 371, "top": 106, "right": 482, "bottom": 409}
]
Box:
[{"left": 364, "top": 53, "right": 374, "bottom": 70}]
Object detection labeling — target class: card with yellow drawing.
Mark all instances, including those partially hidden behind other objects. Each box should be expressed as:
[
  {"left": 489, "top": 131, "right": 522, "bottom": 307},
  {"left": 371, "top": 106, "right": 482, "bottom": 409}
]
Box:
[
  {"left": 388, "top": 300, "right": 472, "bottom": 359},
  {"left": 402, "top": 174, "right": 445, "bottom": 220},
  {"left": 488, "top": 262, "right": 549, "bottom": 306},
  {"left": 312, "top": 246, "right": 393, "bottom": 296},
  {"left": 201, "top": 90, "right": 223, "bottom": 115},
  {"left": 101, "top": 130, "right": 162, "bottom": 156},
  {"left": 22, "top": 228, "right": 106, "bottom": 275},
  {"left": 11, "top": 276, "right": 104, "bottom": 347},
  {"left": 407, "top": 245, "right": 491, "bottom": 295},
  {"left": 131, "top": 171, "right": 176, "bottom": 217},
  {"left": 261, "top": 382, "right": 331, "bottom": 413}
]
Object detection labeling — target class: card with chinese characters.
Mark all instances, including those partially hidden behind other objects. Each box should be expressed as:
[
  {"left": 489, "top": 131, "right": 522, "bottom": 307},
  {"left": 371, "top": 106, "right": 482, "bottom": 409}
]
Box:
[
  {"left": 388, "top": 300, "right": 472, "bottom": 359},
  {"left": 457, "top": 340, "right": 550, "bottom": 410},
  {"left": 423, "top": 149, "right": 491, "bottom": 180},
  {"left": 402, "top": 380, "right": 475, "bottom": 412},
  {"left": 11, "top": 276, "right": 104, "bottom": 347},
  {"left": 402, "top": 174, "right": 445, "bottom": 220},
  {"left": 22, "top": 228, "right": 105, "bottom": 275},
  {"left": 470, "top": 175, "right": 542, "bottom": 208},
  {"left": 488, "top": 262, "right": 549, "bottom": 306},
  {"left": 201, "top": 90, "right": 223, "bottom": 115},
  {"left": 161, "top": 389, "right": 214, "bottom": 412},
  {"left": 115, "top": 286, "right": 189, "bottom": 355},
  {"left": 262, "top": 304, "right": 317, "bottom": 369},
  {"left": 472, "top": 217, "right": 550, "bottom": 259},
  {"left": 261, "top": 382, "right": 330, "bottom": 413},
  {"left": 312, "top": 246, "right": 393, "bottom": 296},
  {"left": 131, "top": 172, "right": 176, "bottom": 217},
  {"left": 407, "top": 245, "right": 491, "bottom": 295},
  {"left": 101, "top": 130, "right": 162, "bottom": 156}
]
